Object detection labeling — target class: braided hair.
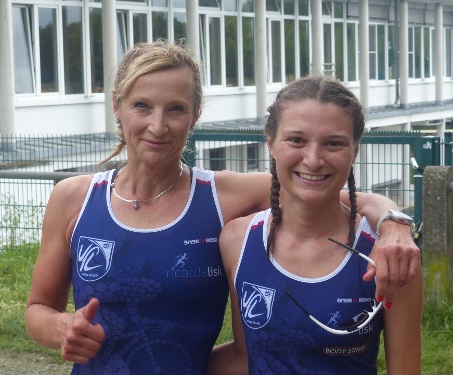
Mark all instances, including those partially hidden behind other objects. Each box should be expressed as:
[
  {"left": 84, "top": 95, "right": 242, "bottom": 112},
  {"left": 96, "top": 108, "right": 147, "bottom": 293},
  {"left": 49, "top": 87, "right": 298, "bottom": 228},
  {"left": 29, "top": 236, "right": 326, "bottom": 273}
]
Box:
[{"left": 264, "top": 75, "right": 365, "bottom": 255}]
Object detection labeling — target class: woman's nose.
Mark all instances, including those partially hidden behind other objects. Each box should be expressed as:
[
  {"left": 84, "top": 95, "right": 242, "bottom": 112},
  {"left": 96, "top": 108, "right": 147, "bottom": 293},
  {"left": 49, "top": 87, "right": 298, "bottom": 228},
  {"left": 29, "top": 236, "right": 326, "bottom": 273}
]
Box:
[
  {"left": 302, "top": 144, "right": 324, "bottom": 168},
  {"left": 147, "top": 110, "right": 167, "bottom": 136}
]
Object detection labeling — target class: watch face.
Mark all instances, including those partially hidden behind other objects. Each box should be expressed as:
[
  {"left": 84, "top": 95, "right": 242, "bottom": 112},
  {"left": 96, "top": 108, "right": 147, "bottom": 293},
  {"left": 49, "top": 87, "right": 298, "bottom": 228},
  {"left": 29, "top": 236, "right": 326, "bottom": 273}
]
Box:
[{"left": 389, "top": 209, "right": 413, "bottom": 223}]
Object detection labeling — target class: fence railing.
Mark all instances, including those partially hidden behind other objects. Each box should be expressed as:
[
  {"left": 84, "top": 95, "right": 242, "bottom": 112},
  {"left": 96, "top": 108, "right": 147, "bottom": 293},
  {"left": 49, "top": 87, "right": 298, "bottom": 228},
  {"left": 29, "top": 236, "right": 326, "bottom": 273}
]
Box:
[{"left": 0, "top": 130, "right": 429, "bottom": 251}]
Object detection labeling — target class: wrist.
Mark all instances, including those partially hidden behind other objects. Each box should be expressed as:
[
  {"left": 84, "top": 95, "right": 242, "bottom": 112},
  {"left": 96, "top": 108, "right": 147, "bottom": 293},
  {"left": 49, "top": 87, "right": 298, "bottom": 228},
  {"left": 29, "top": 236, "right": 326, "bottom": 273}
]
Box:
[{"left": 378, "top": 219, "right": 413, "bottom": 236}]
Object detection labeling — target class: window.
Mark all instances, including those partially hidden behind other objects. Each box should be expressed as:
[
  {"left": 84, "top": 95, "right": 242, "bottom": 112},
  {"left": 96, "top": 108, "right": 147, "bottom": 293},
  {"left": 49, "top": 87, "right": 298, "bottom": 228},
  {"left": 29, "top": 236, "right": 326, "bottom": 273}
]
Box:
[
  {"left": 299, "top": 19, "right": 310, "bottom": 77},
  {"left": 174, "top": 12, "right": 186, "bottom": 41},
  {"left": 225, "top": 16, "right": 238, "bottom": 86},
  {"left": 89, "top": 8, "right": 103, "bottom": 93},
  {"left": 369, "top": 24, "right": 385, "bottom": 80},
  {"left": 247, "top": 144, "right": 259, "bottom": 169},
  {"left": 152, "top": 11, "right": 168, "bottom": 40},
  {"left": 408, "top": 26, "right": 422, "bottom": 79},
  {"left": 285, "top": 19, "right": 296, "bottom": 83},
  {"left": 346, "top": 22, "right": 357, "bottom": 82},
  {"left": 242, "top": 16, "right": 255, "bottom": 85},
  {"left": 12, "top": 6, "right": 34, "bottom": 94},
  {"left": 334, "top": 22, "right": 344, "bottom": 81},
  {"left": 446, "top": 29, "right": 452, "bottom": 77},
  {"left": 209, "top": 148, "right": 226, "bottom": 171},
  {"left": 269, "top": 19, "right": 282, "bottom": 83},
  {"left": 200, "top": 15, "right": 222, "bottom": 86},
  {"left": 39, "top": 7, "right": 59, "bottom": 93},
  {"left": 133, "top": 13, "right": 148, "bottom": 44},
  {"left": 424, "top": 27, "right": 431, "bottom": 78},
  {"left": 62, "top": 6, "right": 84, "bottom": 94},
  {"left": 388, "top": 24, "right": 395, "bottom": 79}
]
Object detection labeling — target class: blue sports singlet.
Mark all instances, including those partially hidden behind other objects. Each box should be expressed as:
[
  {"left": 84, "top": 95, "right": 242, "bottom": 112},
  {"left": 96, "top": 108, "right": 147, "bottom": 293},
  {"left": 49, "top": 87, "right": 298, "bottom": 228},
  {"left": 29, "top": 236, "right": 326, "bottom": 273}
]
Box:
[
  {"left": 235, "top": 209, "right": 384, "bottom": 375},
  {"left": 70, "top": 167, "right": 228, "bottom": 375}
]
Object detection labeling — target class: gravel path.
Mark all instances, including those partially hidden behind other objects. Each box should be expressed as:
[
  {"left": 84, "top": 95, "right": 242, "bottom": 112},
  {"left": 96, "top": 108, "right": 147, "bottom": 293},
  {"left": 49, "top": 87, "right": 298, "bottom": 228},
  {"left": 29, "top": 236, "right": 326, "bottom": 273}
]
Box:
[{"left": 0, "top": 348, "right": 73, "bottom": 374}]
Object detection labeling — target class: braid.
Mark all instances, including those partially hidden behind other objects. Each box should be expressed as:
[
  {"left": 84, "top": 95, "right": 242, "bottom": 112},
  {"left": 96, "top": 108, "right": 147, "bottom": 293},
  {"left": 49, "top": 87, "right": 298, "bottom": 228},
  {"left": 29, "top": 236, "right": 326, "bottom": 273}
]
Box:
[
  {"left": 347, "top": 166, "right": 357, "bottom": 246},
  {"left": 267, "top": 157, "right": 282, "bottom": 257},
  {"left": 98, "top": 136, "right": 126, "bottom": 167}
]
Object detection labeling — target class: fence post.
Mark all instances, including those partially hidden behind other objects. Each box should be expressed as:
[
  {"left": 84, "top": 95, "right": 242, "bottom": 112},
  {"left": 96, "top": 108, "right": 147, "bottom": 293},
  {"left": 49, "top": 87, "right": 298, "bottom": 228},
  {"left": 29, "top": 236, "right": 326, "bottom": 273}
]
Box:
[
  {"left": 422, "top": 166, "right": 453, "bottom": 303},
  {"left": 185, "top": 135, "right": 196, "bottom": 167},
  {"left": 444, "top": 132, "right": 452, "bottom": 166}
]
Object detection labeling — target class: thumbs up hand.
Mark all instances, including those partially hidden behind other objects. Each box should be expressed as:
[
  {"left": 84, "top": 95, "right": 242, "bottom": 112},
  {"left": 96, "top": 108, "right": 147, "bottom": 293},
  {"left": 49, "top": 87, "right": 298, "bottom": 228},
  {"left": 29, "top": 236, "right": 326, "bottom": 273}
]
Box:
[{"left": 58, "top": 298, "right": 106, "bottom": 364}]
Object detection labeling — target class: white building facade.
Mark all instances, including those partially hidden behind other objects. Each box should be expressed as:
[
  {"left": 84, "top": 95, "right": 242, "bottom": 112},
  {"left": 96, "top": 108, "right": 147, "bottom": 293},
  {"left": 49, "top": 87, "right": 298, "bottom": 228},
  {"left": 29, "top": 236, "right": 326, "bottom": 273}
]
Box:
[{"left": 2, "top": 0, "right": 453, "bottom": 135}]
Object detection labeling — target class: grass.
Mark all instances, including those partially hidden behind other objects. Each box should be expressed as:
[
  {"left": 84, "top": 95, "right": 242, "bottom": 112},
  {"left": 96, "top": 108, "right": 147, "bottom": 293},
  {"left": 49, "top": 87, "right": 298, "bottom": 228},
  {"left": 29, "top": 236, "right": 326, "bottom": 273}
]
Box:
[{"left": 1, "top": 247, "right": 453, "bottom": 373}]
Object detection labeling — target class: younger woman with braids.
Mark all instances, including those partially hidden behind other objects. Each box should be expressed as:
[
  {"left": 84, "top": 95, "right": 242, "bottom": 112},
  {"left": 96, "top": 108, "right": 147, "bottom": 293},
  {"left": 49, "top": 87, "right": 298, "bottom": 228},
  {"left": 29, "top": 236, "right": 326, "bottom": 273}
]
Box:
[{"left": 210, "top": 75, "right": 423, "bottom": 375}]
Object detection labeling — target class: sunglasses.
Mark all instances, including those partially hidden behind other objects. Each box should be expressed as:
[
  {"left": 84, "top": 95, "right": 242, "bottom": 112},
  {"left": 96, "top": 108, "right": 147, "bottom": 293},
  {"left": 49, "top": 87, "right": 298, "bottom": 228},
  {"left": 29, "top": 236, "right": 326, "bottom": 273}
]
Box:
[{"left": 285, "top": 237, "right": 382, "bottom": 335}]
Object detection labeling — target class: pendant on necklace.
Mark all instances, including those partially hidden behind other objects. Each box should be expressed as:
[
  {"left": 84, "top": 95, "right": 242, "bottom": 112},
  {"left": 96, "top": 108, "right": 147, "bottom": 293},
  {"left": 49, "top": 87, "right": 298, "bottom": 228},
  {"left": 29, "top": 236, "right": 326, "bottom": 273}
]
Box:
[{"left": 134, "top": 200, "right": 140, "bottom": 210}]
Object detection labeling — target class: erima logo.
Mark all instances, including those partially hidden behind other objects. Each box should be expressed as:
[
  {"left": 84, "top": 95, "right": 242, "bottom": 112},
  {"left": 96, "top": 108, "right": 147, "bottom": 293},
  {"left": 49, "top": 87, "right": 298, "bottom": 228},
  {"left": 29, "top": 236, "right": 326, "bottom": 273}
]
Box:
[
  {"left": 76, "top": 236, "right": 115, "bottom": 281},
  {"left": 240, "top": 282, "right": 276, "bottom": 329},
  {"left": 183, "top": 237, "right": 218, "bottom": 245}
]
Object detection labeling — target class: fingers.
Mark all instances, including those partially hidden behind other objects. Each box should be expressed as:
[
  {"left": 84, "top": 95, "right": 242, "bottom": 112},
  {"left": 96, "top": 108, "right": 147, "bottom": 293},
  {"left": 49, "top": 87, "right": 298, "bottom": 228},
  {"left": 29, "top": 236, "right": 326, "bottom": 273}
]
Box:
[
  {"left": 60, "top": 298, "right": 105, "bottom": 364},
  {"left": 82, "top": 298, "right": 100, "bottom": 323}
]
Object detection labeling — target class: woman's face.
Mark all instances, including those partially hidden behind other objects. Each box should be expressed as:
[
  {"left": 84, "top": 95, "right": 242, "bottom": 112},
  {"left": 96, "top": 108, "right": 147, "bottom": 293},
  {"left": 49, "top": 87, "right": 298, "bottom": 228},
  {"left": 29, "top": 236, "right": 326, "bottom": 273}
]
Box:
[
  {"left": 114, "top": 66, "right": 198, "bottom": 166},
  {"left": 267, "top": 99, "right": 359, "bottom": 206}
]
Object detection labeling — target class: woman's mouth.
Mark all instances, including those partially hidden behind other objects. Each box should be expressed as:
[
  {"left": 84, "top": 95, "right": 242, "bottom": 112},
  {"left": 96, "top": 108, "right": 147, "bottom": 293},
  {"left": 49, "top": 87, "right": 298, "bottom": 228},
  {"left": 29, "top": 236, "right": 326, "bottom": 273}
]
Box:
[{"left": 298, "top": 172, "right": 328, "bottom": 181}]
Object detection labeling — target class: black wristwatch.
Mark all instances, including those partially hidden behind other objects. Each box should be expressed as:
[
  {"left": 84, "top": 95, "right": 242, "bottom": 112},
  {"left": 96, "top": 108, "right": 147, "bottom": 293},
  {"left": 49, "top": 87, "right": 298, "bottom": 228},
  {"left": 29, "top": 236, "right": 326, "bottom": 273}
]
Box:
[{"left": 376, "top": 209, "right": 414, "bottom": 235}]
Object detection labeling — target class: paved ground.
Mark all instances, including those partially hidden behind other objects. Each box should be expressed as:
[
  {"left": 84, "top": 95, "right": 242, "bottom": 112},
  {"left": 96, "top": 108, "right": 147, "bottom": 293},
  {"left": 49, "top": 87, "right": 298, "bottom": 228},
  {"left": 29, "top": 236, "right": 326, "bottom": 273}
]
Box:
[{"left": 0, "top": 348, "right": 73, "bottom": 374}]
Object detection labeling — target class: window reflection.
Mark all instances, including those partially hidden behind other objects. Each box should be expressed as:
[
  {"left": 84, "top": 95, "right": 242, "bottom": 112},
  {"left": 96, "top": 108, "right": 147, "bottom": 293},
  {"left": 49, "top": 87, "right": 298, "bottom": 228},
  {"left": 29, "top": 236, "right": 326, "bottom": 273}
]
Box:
[
  {"left": 63, "top": 6, "right": 84, "bottom": 94},
  {"left": 12, "top": 6, "right": 34, "bottom": 94},
  {"left": 89, "top": 8, "right": 103, "bottom": 93},
  {"left": 39, "top": 7, "right": 59, "bottom": 93}
]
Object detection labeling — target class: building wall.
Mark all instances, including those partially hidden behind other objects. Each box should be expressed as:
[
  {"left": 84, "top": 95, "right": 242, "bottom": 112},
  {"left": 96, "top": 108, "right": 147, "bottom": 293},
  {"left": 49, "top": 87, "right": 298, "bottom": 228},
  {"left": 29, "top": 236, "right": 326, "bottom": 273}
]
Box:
[{"left": 5, "top": 0, "right": 453, "bottom": 135}]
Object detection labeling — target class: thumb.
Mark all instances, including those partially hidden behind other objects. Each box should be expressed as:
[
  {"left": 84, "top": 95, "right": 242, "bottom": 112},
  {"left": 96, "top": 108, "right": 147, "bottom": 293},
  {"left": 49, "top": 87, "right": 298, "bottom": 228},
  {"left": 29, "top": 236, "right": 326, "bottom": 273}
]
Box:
[{"left": 81, "top": 298, "right": 100, "bottom": 324}]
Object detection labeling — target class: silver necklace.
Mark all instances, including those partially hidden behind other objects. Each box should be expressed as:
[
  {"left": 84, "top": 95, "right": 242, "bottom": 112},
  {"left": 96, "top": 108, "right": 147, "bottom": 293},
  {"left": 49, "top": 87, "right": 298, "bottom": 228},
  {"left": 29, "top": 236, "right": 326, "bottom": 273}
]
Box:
[{"left": 111, "top": 163, "right": 183, "bottom": 210}]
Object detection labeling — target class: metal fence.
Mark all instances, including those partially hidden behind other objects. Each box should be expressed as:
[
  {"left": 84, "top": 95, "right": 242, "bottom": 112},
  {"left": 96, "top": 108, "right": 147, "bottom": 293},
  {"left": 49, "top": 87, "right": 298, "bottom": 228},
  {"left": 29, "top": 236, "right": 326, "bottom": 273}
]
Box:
[{"left": 0, "top": 130, "right": 430, "bottom": 251}]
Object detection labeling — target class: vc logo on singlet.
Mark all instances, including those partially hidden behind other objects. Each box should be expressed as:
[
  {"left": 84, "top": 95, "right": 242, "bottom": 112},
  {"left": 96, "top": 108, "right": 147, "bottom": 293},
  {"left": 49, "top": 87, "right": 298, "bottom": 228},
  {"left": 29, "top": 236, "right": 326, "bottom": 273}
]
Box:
[
  {"left": 76, "top": 236, "right": 115, "bottom": 281},
  {"left": 241, "top": 282, "right": 276, "bottom": 329}
]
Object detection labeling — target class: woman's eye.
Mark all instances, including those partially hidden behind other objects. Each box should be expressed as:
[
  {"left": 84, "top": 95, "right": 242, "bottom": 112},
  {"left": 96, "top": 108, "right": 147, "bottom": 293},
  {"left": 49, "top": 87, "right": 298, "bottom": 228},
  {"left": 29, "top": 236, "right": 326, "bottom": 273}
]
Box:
[
  {"left": 326, "top": 140, "right": 345, "bottom": 148},
  {"left": 170, "top": 105, "right": 184, "bottom": 112},
  {"left": 134, "top": 102, "right": 147, "bottom": 109}
]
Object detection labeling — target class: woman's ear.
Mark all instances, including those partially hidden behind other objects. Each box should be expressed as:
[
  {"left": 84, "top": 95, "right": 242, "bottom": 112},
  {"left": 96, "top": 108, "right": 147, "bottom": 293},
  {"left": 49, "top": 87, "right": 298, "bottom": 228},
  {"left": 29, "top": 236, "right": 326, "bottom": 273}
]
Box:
[
  {"left": 353, "top": 143, "right": 360, "bottom": 162},
  {"left": 267, "top": 137, "right": 275, "bottom": 158}
]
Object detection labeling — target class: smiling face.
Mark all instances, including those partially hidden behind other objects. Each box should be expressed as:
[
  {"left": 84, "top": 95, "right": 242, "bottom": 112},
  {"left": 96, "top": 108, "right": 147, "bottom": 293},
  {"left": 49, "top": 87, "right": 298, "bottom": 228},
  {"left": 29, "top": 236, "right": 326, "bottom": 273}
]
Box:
[
  {"left": 113, "top": 66, "right": 198, "bottom": 166},
  {"left": 267, "top": 99, "right": 359, "bottom": 206}
]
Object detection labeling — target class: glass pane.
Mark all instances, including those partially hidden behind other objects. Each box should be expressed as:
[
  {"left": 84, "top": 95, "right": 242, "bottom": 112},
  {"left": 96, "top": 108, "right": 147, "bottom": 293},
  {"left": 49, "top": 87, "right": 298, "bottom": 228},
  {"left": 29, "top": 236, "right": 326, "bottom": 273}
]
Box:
[
  {"left": 89, "top": 8, "right": 104, "bottom": 93},
  {"left": 323, "top": 23, "right": 332, "bottom": 73},
  {"left": 271, "top": 20, "right": 282, "bottom": 83},
  {"left": 242, "top": 0, "right": 254, "bottom": 12},
  {"left": 414, "top": 27, "right": 421, "bottom": 78},
  {"left": 209, "top": 17, "right": 221, "bottom": 85},
  {"left": 388, "top": 25, "right": 394, "bottom": 79},
  {"left": 134, "top": 13, "right": 148, "bottom": 43},
  {"left": 117, "top": 0, "right": 146, "bottom": 2},
  {"left": 152, "top": 0, "right": 168, "bottom": 6},
  {"left": 174, "top": 0, "right": 185, "bottom": 7},
  {"left": 242, "top": 16, "right": 255, "bottom": 85},
  {"left": 424, "top": 28, "right": 431, "bottom": 78},
  {"left": 116, "top": 12, "right": 127, "bottom": 62},
  {"left": 334, "top": 2, "right": 343, "bottom": 18},
  {"left": 199, "top": 0, "right": 220, "bottom": 8},
  {"left": 322, "top": 1, "right": 332, "bottom": 17},
  {"left": 12, "top": 6, "right": 34, "bottom": 94},
  {"left": 266, "top": 0, "right": 279, "bottom": 12},
  {"left": 298, "top": 0, "right": 309, "bottom": 16},
  {"left": 174, "top": 12, "right": 187, "bottom": 42},
  {"left": 224, "top": 0, "right": 237, "bottom": 12},
  {"left": 39, "top": 8, "right": 59, "bottom": 93},
  {"left": 368, "top": 25, "right": 376, "bottom": 79},
  {"left": 334, "top": 22, "right": 343, "bottom": 81},
  {"left": 152, "top": 11, "right": 168, "bottom": 40},
  {"left": 347, "top": 23, "right": 356, "bottom": 81},
  {"left": 369, "top": 25, "right": 376, "bottom": 52},
  {"left": 299, "top": 20, "right": 310, "bottom": 77},
  {"left": 284, "top": 0, "right": 295, "bottom": 15},
  {"left": 377, "top": 25, "right": 385, "bottom": 80},
  {"left": 225, "top": 16, "right": 238, "bottom": 86},
  {"left": 63, "top": 6, "right": 84, "bottom": 94},
  {"left": 284, "top": 20, "right": 295, "bottom": 83}
]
